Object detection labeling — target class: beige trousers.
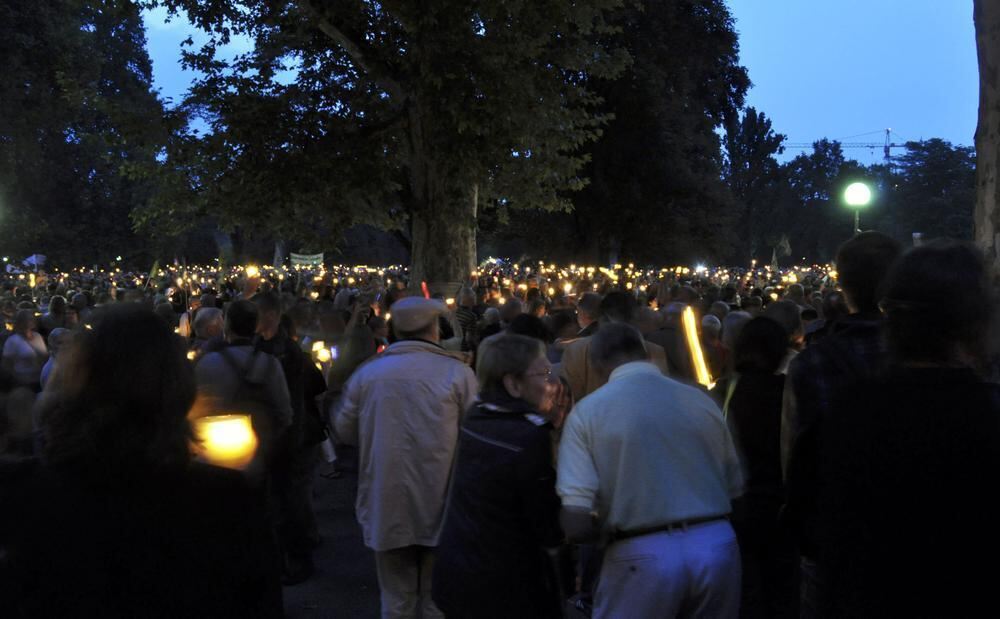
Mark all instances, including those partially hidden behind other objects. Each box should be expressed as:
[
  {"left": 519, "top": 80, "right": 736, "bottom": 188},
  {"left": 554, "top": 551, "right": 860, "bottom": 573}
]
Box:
[{"left": 374, "top": 545, "right": 444, "bottom": 619}]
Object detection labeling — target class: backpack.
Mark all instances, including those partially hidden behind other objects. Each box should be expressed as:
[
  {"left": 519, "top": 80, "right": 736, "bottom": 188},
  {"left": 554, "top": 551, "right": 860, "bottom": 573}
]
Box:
[{"left": 214, "top": 347, "right": 281, "bottom": 475}]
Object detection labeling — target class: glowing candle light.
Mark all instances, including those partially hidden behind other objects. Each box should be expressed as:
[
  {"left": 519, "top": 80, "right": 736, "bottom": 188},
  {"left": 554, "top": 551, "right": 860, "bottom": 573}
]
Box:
[
  {"left": 682, "top": 306, "right": 715, "bottom": 390},
  {"left": 193, "top": 415, "right": 258, "bottom": 471}
]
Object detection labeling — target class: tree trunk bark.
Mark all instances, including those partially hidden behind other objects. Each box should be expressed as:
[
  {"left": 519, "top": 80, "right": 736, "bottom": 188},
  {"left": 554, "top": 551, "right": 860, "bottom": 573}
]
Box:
[
  {"left": 406, "top": 95, "right": 476, "bottom": 296},
  {"left": 409, "top": 189, "right": 477, "bottom": 296},
  {"left": 975, "top": 0, "right": 1000, "bottom": 270}
]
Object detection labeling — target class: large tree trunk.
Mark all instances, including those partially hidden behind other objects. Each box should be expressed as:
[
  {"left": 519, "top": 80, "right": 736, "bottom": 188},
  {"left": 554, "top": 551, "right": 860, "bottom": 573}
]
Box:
[
  {"left": 975, "top": 0, "right": 1000, "bottom": 270},
  {"left": 409, "top": 189, "right": 477, "bottom": 297},
  {"left": 406, "top": 95, "right": 477, "bottom": 296}
]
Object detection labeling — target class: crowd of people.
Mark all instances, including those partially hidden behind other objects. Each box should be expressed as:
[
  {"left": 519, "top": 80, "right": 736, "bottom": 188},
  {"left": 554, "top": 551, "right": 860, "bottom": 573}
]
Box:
[{"left": 0, "top": 234, "right": 997, "bottom": 618}]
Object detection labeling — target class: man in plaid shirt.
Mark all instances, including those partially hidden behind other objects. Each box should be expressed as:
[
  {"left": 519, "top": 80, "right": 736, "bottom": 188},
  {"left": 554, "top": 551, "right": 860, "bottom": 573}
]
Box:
[{"left": 781, "top": 232, "right": 902, "bottom": 618}]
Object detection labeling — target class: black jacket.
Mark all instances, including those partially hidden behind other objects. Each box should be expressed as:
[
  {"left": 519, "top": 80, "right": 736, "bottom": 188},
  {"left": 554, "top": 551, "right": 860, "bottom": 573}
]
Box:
[
  {"left": 433, "top": 393, "right": 562, "bottom": 619},
  {"left": 0, "top": 459, "right": 282, "bottom": 618},
  {"left": 818, "top": 367, "right": 1000, "bottom": 618}
]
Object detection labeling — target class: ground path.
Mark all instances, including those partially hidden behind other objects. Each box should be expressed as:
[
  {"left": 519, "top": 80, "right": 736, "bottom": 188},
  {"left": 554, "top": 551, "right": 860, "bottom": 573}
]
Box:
[{"left": 284, "top": 448, "right": 381, "bottom": 618}]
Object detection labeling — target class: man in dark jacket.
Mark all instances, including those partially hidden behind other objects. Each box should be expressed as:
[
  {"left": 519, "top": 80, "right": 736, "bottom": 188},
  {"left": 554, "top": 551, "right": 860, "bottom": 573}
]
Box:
[{"left": 781, "top": 231, "right": 901, "bottom": 617}]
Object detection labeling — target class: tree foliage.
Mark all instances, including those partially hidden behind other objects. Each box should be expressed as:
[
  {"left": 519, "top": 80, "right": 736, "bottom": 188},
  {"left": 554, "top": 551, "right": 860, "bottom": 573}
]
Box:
[
  {"left": 723, "top": 106, "right": 786, "bottom": 260},
  {"left": 140, "top": 0, "right": 628, "bottom": 286},
  {"left": 0, "top": 0, "right": 168, "bottom": 265},
  {"left": 560, "top": 0, "right": 749, "bottom": 264}
]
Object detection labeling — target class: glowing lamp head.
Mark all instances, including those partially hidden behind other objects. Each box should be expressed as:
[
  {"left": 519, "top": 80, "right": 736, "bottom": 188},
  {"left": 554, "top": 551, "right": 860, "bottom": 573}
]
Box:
[
  {"left": 193, "top": 414, "right": 258, "bottom": 470},
  {"left": 844, "top": 182, "right": 872, "bottom": 208}
]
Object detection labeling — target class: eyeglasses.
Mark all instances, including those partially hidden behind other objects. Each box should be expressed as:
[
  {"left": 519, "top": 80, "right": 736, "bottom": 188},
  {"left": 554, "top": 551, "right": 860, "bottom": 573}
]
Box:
[{"left": 523, "top": 368, "right": 552, "bottom": 379}]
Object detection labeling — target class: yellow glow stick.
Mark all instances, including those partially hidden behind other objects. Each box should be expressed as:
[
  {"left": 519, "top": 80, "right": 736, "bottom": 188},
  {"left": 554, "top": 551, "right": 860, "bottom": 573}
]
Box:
[{"left": 682, "top": 306, "right": 715, "bottom": 390}]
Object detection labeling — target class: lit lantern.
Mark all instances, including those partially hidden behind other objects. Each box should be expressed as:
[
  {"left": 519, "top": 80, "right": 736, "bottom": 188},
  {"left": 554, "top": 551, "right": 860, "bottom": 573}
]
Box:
[{"left": 193, "top": 414, "right": 258, "bottom": 470}]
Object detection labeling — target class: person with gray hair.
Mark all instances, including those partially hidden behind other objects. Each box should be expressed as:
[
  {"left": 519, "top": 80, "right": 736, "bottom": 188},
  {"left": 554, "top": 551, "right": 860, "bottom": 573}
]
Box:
[
  {"left": 193, "top": 307, "right": 224, "bottom": 341},
  {"left": 432, "top": 334, "right": 562, "bottom": 616},
  {"left": 557, "top": 323, "right": 744, "bottom": 618}
]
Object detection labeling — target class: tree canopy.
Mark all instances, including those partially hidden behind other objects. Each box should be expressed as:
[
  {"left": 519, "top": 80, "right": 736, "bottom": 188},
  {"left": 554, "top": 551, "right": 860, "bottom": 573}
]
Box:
[
  {"left": 0, "top": 0, "right": 169, "bottom": 265},
  {"left": 141, "top": 0, "right": 628, "bottom": 288}
]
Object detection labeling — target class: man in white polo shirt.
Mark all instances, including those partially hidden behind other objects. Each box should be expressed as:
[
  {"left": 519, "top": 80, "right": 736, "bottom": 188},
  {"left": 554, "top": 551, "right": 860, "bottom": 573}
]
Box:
[{"left": 557, "top": 323, "right": 744, "bottom": 618}]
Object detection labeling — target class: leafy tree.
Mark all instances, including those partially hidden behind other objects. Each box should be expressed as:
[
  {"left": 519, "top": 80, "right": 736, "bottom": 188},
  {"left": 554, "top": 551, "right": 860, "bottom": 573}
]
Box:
[
  {"left": 723, "top": 107, "right": 786, "bottom": 262},
  {"left": 142, "top": 0, "right": 628, "bottom": 290},
  {"left": 0, "top": 0, "right": 168, "bottom": 266},
  {"left": 772, "top": 140, "right": 869, "bottom": 263},
  {"left": 560, "top": 0, "right": 749, "bottom": 265},
  {"left": 886, "top": 139, "right": 976, "bottom": 241}
]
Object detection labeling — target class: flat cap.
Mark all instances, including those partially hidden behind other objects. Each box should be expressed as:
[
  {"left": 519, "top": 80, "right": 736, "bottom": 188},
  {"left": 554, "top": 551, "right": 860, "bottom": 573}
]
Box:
[{"left": 391, "top": 296, "right": 447, "bottom": 332}]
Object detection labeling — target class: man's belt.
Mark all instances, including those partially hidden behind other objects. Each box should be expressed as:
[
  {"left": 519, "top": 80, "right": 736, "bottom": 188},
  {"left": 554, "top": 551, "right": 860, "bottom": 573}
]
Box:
[{"left": 609, "top": 515, "right": 728, "bottom": 542}]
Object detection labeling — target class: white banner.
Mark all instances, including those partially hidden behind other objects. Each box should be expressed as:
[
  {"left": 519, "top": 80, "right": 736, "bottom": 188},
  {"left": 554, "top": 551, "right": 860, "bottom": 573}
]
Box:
[{"left": 290, "top": 252, "right": 324, "bottom": 266}]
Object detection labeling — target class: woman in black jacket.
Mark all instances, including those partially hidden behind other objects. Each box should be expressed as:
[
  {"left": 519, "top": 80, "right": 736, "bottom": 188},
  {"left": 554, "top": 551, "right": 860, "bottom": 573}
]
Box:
[
  {"left": 0, "top": 305, "right": 282, "bottom": 618},
  {"left": 725, "top": 316, "right": 799, "bottom": 619},
  {"left": 433, "top": 333, "right": 563, "bottom": 618}
]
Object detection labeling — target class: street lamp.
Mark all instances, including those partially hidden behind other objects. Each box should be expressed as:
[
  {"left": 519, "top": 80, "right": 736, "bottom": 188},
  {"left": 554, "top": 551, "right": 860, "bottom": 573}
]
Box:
[{"left": 844, "top": 182, "right": 872, "bottom": 234}]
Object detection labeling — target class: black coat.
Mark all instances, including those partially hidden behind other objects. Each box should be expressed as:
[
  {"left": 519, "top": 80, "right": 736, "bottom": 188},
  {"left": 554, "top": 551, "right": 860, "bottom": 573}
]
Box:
[
  {"left": 818, "top": 367, "right": 1000, "bottom": 618},
  {"left": 0, "top": 459, "right": 282, "bottom": 618},
  {"left": 433, "top": 395, "right": 562, "bottom": 619}
]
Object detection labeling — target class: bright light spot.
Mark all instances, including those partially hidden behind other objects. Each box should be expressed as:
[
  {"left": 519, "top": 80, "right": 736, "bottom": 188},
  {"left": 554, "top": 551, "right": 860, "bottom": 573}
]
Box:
[
  {"left": 245, "top": 266, "right": 259, "bottom": 278},
  {"left": 194, "top": 415, "right": 258, "bottom": 470},
  {"left": 844, "top": 182, "right": 872, "bottom": 207},
  {"left": 695, "top": 264, "right": 707, "bottom": 274}
]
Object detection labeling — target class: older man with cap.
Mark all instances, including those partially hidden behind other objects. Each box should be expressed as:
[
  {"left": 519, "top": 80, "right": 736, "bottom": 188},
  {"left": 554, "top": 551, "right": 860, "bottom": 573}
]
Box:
[{"left": 334, "top": 296, "right": 478, "bottom": 619}]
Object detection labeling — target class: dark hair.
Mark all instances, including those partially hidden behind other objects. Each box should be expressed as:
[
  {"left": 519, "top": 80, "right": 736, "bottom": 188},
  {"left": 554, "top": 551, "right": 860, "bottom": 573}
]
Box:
[
  {"left": 882, "top": 241, "right": 992, "bottom": 365},
  {"left": 253, "top": 291, "right": 282, "bottom": 315},
  {"left": 589, "top": 322, "right": 648, "bottom": 373},
  {"left": 835, "top": 231, "right": 902, "bottom": 313},
  {"left": 734, "top": 317, "right": 789, "bottom": 374},
  {"left": 43, "top": 305, "right": 196, "bottom": 471},
  {"left": 508, "top": 313, "right": 552, "bottom": 343},
  {"left": 226, "top": 299, "right": 259, "bottom": 338},
  {"left": 599, "top": 291, "right": 635, "bottom": 324},
  {"left": 548, "top": 310, "right": 577, "bottom": 336},
  {"left": 48, "top": 295, "right": 67, "bottom": 315}
]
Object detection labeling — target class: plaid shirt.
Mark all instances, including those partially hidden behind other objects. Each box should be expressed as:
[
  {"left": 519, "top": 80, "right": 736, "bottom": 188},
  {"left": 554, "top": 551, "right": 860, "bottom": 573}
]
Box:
[{"left": 781, "top": 312, "right": 886, "bottom": 557}]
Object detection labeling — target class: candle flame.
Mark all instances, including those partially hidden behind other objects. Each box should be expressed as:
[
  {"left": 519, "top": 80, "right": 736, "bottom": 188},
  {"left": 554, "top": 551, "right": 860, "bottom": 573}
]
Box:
[{"left": 193, "top": 414, "right": 258, "bottom": 470}]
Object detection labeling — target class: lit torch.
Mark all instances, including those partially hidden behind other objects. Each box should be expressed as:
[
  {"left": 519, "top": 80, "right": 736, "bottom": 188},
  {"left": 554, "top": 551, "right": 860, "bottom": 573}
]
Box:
[{"left": 682, "top": 306, "right": 715, "bottom": 390}]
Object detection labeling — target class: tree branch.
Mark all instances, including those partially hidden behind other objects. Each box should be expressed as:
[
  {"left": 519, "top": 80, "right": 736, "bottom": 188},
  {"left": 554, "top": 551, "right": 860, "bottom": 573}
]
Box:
[{"left": 301, "top": 0, "right": 405, "bottom": 103}]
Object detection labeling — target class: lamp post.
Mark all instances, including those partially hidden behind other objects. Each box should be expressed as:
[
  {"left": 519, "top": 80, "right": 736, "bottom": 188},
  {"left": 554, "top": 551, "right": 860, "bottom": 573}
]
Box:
[{"left": 844, "top": 182, "right": 872, "bottom": 235}]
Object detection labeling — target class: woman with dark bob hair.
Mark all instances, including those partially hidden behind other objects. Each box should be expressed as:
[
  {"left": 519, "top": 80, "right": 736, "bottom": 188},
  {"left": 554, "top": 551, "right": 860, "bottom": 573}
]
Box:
[
  {"left": 0, "top": 305, "right": 282, "bottom": 617},
  {"left": 433, "top": 333, "right": 563, "bottom": 618},
  {"left": 819, "top": 241, "right": 1000, "bottom": 618}
]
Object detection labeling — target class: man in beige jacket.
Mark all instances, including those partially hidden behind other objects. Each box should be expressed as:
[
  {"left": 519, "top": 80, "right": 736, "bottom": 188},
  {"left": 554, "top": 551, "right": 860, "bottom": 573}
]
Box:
[
  {"left": 335, "top": 296, "right": 478, "bottom": 619},
  {"left": 560, "top": 291, "right": 669, "bottom": 403}
]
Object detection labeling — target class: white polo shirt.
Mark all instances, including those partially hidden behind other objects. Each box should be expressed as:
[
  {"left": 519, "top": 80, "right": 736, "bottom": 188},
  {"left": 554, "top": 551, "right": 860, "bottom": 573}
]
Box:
[{"left": 557, "top": 361, "right": 743, "bottom": 533}]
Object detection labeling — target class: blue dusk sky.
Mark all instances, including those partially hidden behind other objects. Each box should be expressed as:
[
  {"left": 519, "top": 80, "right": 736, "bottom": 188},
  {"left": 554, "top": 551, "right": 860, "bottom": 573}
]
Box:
[{"left": 143, "top": 1, "right": 980, "bottom": 165}]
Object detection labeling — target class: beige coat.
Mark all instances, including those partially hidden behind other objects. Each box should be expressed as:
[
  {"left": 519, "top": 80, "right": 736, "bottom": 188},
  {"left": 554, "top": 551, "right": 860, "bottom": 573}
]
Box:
[
  {"left": 334, "top": 340, "right": 478, "bottom": 552},
  {"left": 560, "top": 334, "right": 670, "bottom": 403}
]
